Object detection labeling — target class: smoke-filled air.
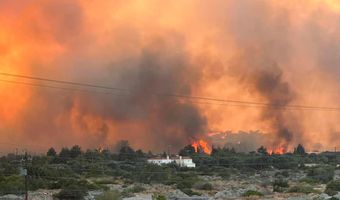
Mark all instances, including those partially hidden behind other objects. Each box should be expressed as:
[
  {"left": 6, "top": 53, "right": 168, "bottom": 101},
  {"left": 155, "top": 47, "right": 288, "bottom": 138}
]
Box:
[{"left": 0, "top": 0, "right": 339, "bottom": 153}]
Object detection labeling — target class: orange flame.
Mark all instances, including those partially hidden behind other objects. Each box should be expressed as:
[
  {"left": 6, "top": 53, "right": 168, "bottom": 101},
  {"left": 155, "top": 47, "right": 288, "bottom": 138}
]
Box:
[
  {"left": 97, "top": 147, "right": 104, "bottom": 153},
  {"left": 268, "top": 147, "right": 285, "bottom": 155},
  {"left": 191, "top": 139, "right": 211, "bottom": 154}
]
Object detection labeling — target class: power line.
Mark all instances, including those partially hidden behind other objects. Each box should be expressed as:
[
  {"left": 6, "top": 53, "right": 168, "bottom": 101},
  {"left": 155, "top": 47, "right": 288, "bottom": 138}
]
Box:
[
  {"left": 1, "top": 79, "right": 338, "bottom": 112},
  {"left": 0, "top": 79, "right": 129, "bottom": 97},
  {"left": 0, "top": 72, "right": 128, "bottom": 92},
  {"left": 0, "top": 72, "right": 339, "bottom": 111}
]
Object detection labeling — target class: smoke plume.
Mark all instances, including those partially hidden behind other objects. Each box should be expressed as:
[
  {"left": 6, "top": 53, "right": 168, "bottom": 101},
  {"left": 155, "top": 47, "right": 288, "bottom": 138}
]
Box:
[
  {"left": 0, "top": 0, "right": 339, "bottom": 152},
  {"left": 229, "top": 50, "right": 301, "bottom": 149}
]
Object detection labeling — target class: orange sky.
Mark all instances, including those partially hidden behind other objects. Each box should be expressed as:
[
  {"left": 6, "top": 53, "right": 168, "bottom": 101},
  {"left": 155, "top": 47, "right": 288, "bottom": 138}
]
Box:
[{"left": 0, "top": 0, "right": 339, "bottom": 152}]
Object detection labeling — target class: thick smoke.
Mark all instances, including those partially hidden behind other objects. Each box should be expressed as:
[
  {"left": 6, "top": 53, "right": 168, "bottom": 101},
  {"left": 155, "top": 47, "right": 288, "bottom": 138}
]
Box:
[
  {"left": 228, "top": 50, "right": 301, "bottom": 149},
  {"left": 254, "top": 63, "right": 301, "bottom": 148},
  {"left": 71, "top": 39, "right": 208, "bottom": 150},
  {"left": 0, "top": 1, "right": 339, "bottom": 152},
  {"left": 253, "top": 63, "right": 296, "bottom": 148}
]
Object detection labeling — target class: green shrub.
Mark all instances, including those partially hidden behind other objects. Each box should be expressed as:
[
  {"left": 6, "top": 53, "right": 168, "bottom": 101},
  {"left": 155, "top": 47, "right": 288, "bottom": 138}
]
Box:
[
  {"left": 275, "top": 170, "right": 289, "bottom": 178},
  {"left": 180, "top": 188, "right": 201, "bottom": 196},
  {"left": 54, "top": 185, "right": 88, "bottom": 200},
  {"left": 135, "top": 165, "right": 171, "bottom": 184},
  {"left": 0, "top": 175, "right": 25, "bottom": 195},
  {"left": 307, "top": 166, "right": 334, "bottom": 183},
  {"left": 126, "top": 185, "right": 146, "bottom": 193},
  {"left": 299, "top": 177, "right": 319, "bottom": 184},
  {"left": 175, "top": 172, "right": 200, "bottom": 190},
  {"left": 325, "top": 180, "right": 340, "bottom": 195},
  {"left": 96, "top": 190, "right": 121, "bottom": 200},
  {"left": 121, "top": 185, "right": 146, "bottom": 197},
  {"left": 216, "top": 168, "right": 238, "bottom": 180},
  {"left": 287, "top": 185, "right": 317, "bottom": 194},
  {"left": 152, "top": 194, "right": 166, "bottom": 200},
  {"left": 273, "top": 179, "right": 289, "bottom": 192},
  {"left": 218, "top": 171, "right": 231, "bottom": 179},
  {"left": 274, "top": 179, "right": 289, "bottom": 188},
  {"left": 192, "top": 182, "right": 213, "bottom": 190},
  {"left": 48, "top": 178, "right": 99, "bottom": 190},
  {"left": 93, "top": 178, "right": 116, "bottom": 185},
  {"left": 242, "top": 190, "right": 264, "bottom": 197}
]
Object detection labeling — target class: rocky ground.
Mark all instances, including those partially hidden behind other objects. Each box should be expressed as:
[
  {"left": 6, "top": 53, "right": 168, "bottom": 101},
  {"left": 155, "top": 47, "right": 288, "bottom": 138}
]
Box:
[{"left": 1, "top": 169, "right": 339, "bottom": 200}]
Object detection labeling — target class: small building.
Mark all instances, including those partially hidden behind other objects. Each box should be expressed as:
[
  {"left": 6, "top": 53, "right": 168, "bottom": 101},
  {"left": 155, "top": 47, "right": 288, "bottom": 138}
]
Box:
[
  {"left": 147, "top": 156, "right": 174, "bottom": 165},
  {"left": 147, "top": 155, "right": 196, "bottom": 168},
  {"left": 175, "top": 156, "right": 196, "bottom": 168},
  {"left": 304, "top": 163, "right": 320, "bottom": 167}
]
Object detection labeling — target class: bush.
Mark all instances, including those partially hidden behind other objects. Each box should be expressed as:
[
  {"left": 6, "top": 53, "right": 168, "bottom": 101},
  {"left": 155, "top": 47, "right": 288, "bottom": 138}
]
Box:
[
  {"left": 49, "top": 178, "right": 99, "bottom": 190},
  {"left": 275, "top": 170, "right": 289, "bottom": 178},
  {"left": 242, "top": 190, "right": 264, "bottom": 197},
  {"left": 273, "top": 179, "right": 289, "bottom": 188},
  {"left": 273, "top": 179, "right": 289, "bottom": 192},
  {"left": 325, "top": 180, "right": 340, "bottom": 195},
  {"left": 54, "top": 185, "right": 88, "bottom": 200},
  {"left": 217, "top": 170, "right": 231, "bottom": 179},
  {"left": 93, "top": 178, "right": 116, "bottom": 185},
  {"left": 0, "top": 175, "right": 25, "bottom": 195},
  {"left": 192, "top": 182, "right": 213, "bottom": 190},
  {"left": 96, "top": 190, "right": 121, "bottom": 200},
  {"left": 299, "top": 177, "right": 319, "bottom": 184},
  {"left": 135, "top": 164, "right": 171, "bottom": 184},
  {"left": 180, "top": 188, "right": 201, "bottom": 196},
  {"left": 126, "top": 185, "right": 146, "bottom": 193},
  {"left": 307, "top": 166, "right": 334, "bottom": 183},
  {"left": 175, "top": 172, "right": 200, "bottom": 190},
  {"left": 272, "top": 156, "right": 298, "bottom": 169},
  {"left": 153, "top": 194, "right": 166, "bottom": 200},
  {"left": 287, "top": 185, "right": 317, "bottom": 194},
  {"left": 121, "top": 185, "right": 146, "bottom": 197}
]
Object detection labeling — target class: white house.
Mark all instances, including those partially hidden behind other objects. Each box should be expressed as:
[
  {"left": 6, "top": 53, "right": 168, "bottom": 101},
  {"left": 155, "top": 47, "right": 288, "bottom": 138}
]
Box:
[
  {"left": 175, "top": 156, "right": 196, "bottom": 168},
  {"left": 147, "top": 156, "right": 174, "bottom": 165},
  {"left": 147, "top": 156, "right": 196, "bottom": 168}
]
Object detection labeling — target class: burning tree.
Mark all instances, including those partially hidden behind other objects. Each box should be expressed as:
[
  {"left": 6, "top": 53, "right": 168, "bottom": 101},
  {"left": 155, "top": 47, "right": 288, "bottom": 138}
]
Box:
[
  {"left": 257, "top": 146, "right": 268, "bottom": 156},
  {"left": 179, "top": 145, "right": 196, "bottom": 156},
  {"left": 293, "top": 144, "right": 306, "bottom": 155},
  {"left": 191, "top": 140, "right": 212, "bottom": 154}
]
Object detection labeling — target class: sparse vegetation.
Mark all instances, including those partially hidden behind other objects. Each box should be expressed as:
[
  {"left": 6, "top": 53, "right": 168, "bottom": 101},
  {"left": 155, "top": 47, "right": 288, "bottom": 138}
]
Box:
[
  {"left": 273, "top": 179, "right": 289, "bottom": 192},
  {"left": 0, "top": 175, "right": 25, "bottom": 195},
  {"left": 325, "top": 180, "right": 340, "bottom": 195},
  {"left": 96, "top": 190, "right": 121, "bottom": 200},
  {"left": 152, "top": 193, "right": 166, "bottom": 200},
  {"left": 242, "top": 190, "right": 264, "bottom": 197},
  {"left": 180, "top": 188, "right": 201, "bottom": 196},
  {"left": 287, "top": 185, "right": 317, "bottom": 194},
  {"left": 124, "top": 185, "right": 146, "bottom": 194},
  {"left": 192, "top": 181, "right": 213, "bottom": 190},
  {"left": 306, "top": 166, "right": 334, "bottom": 183},
  {"left": 54, "top": 185, "right": 88, "bottom": 200},
  {"left": 0, "top": 143, "right": 339, "bottom": 199}
]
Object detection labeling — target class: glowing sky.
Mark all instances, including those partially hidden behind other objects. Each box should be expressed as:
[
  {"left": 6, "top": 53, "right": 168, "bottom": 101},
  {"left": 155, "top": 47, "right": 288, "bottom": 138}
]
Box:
[{"left": 0, "top": 0, "right": 339, "bottom": 152}]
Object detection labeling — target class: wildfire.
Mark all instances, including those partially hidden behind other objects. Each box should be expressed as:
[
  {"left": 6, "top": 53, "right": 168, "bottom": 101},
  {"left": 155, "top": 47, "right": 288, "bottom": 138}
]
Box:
[
  {"left": 191, "top": 139, "right": 211, "bottom": 154},
  {"left": 97, "top": 147, "right": 104, "bottom": 153},
  {"left": 268, "top": 147, "right": 285, "bottom": 155}
]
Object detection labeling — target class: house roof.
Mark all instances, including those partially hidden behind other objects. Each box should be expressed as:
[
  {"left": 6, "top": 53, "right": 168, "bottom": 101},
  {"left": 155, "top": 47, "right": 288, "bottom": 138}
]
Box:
[{"left": 148, "top": 156, "right": 193, "bottom": 160}]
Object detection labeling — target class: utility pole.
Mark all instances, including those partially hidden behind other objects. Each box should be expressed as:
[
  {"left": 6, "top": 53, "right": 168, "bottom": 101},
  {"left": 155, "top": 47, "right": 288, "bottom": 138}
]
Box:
[
  {"left": 24, "top": 151, "right": 28, "bottom": 200},
  {"left": 167, "top": 145, "right": 171, "bottom": 157}
]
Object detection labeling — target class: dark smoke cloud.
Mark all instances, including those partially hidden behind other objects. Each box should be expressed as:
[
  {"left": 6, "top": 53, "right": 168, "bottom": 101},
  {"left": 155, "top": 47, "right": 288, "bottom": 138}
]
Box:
[
  {"left": 253, "top": 62, "right": 295, "bottom": 147},
  {"left": 229, "top": 49, "right": 301, "bottom": 149},
  {"left": 65, "top": 36, "right": 208, "bottom": 151},
  {"left": 1, "top": 1, "right": 340, "bottom": 153}
]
